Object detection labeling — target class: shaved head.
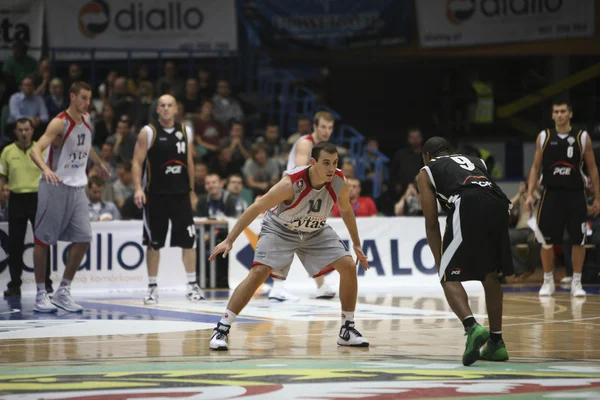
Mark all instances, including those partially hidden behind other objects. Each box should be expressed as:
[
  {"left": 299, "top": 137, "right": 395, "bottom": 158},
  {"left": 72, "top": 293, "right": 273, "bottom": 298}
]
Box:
[
  {"left": 158, "top": 94, "right": 176, "bottom": 106},
  {"left": 156, "top": 94, "right": 177, "bottom": 125}
]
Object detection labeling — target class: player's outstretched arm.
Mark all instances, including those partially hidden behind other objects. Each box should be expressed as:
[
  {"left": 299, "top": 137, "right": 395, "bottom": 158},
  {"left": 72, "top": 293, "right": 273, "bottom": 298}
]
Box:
[
  {"left": 132, "top": 128, "right": 149, "bottom": 208},
  {"left": 525, "top": 132, "right": 544, "bottom": 212},
  {"left": 337, "top": 179, "right": 369, "bottom": 270},
  {"left": 30, "top": 118, "right": 63, "bottom": 185},
  {"left": 209, "top": 176, "right": 295, "bottom": 260},
  {"left": 417, "top": 170, "right": 442, "bottom": 269},
  {"left": 583, "top": 134, "right": 600, "bottom": 216}
]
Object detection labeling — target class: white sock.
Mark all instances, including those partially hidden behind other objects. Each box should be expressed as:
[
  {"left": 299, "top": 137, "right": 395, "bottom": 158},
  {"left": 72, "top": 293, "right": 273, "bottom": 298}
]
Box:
[
  {"left": 573, "top": 272, "right": 582, "bottom": 283},
  {"left": 36, "top": 283, "right": 46, "bottom": 293},
  {"left": 271, "top": 279, "right": 285, "bottom": 290},
  {"left": 60, "top": 278, "right": 72, "bottom": 288},
  {"left": 186, "top": 272, "right": 196, "bottom": 284},
  {"left": 149, "top": 276, "right": 157, "bottom": 286},
  {"left": 219, "top": 309, "right": 237, "bottom": 326},
  {"left": 342, "top": 311, "right": 354, "bottom": 325},
  {"left": 544, "top": 272, "right": 554, "bottom": 282},
  {"left": 491, "top": 331, "right": 502, "bottom": 334}
]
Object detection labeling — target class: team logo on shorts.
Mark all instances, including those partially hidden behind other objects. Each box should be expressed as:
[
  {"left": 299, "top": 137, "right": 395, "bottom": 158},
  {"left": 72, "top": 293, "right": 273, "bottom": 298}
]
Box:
[{"left": 295, "top": 179, "right": 305, "bottom": 193}]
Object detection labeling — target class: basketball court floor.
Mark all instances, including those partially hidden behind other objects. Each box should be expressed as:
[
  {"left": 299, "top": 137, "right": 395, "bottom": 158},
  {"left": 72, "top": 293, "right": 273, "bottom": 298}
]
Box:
[{"left": 1, "top": 283, "right": 599, "bottom": 400}]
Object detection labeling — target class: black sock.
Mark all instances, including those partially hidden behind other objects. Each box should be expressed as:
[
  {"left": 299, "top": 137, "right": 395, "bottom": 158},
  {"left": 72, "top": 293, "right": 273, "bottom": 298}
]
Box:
[
  {"left": 149, "top": 283, "right": 157, "bottom": 288},
  {"left": 490, "top": 332, "right": 502, "bottom": 343},
  {"left": 462, "top": 316, "right": 476, "bottom": 329}
]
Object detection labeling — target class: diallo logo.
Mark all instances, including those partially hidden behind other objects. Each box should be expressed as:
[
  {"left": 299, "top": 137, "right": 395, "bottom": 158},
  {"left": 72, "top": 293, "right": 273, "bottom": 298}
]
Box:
[
  {"left": 79, "top": 0, "right": 110, "bottom": 38},
  {"left": 446, "top": 0, "right": 476, "bottom": 25}
]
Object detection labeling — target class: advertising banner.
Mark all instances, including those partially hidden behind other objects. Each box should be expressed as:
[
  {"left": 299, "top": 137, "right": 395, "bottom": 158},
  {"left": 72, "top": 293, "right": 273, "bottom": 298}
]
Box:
[
  {"left": 416, "top": 0, "right": 595, "bottom": 48},
  {"left": 239, "top": 0, "right": 412, "bottom": 50},
  {"left": 46, "top": 0, "right": 237, "bottom": 60},
  {"left": 0, "top": 0, "right": 44, "bottom": 60}
]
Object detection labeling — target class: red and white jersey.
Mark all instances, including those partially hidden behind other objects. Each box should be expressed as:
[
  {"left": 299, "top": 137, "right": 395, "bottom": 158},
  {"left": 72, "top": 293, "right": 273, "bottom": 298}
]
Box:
[
  {"left": 265, "top": 166, "right": 345, "bottom": 232},
  {"left": 45, "top": 112, "right": 92, "bottom": 187},
  {"left": 286, "top": 134, "right": 315, "bottom": 170}
]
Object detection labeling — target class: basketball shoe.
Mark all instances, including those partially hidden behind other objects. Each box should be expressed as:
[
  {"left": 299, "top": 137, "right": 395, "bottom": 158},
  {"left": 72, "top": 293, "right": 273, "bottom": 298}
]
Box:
[
  {"left": 186, "top": 282, "right": 205, "bottom": 302},
  {"left": 51, "top": 286, "right": 83, "bottom": 312},
  {"left": 34, "top": 291, "right": 57, "bottom": 313},
  {"left": 462, "top": 323, "right": 489, "bottom": 366},
  {"left": 337, "top": 321, "right": 369, "bottom": 347},
  {"left": 315, "top": 282, "right": 336, "bottom": 299},
  {"left": 210, "top": 322, "right": 230, "bottom": 350},
  {"left": 480, "top": 339, "right": 509, "bottom": 361},
  {"left": 539, "top": 279, "right": 555, "bottom": 296},
  {"left": 144, "top": 285, "right": 159, "bottom": 304}
]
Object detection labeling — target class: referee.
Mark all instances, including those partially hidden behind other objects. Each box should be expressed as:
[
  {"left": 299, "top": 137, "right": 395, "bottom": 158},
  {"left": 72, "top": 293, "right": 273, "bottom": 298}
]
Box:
[{"left": 0, "top": 118, "right": 53, "bottom": 297}]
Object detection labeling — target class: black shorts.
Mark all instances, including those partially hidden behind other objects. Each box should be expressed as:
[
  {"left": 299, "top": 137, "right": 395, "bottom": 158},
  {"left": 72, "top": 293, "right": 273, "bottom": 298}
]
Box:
[
  {"left": 537, "top": 188, "right": 587, "bottom": 245},
  {"left": 441, "top": 188, "right": 514, "bottom": 282},
  {"left": 143, "top": 194, "right": 196, "bottom": 250}
]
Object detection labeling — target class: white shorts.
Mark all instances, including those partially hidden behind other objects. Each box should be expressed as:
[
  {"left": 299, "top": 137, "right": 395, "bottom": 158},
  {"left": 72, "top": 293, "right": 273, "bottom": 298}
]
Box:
[
  {"left": 34, "top": 180, "right": 92, "bottom": 246},
  {"left": 253, "top": 219, "right": 351, "bottom": 280}
]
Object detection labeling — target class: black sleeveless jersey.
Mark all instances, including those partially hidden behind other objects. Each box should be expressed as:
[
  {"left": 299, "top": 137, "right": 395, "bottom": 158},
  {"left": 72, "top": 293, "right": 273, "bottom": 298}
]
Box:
[
  {"left": 422, "top": 154, "right": 508, "bottom": 210},
  {"left": 144, "top": 122, "right": 190, "bottom": 195},
  {"left": 540, "top": 128, "right": 586, "bottom": 190}
]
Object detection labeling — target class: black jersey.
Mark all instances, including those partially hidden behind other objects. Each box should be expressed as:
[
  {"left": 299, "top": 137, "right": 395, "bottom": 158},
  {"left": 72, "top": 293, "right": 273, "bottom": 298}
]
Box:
[
  {"left": 540, "top": 128, "right": 586, "bottom": 190},
  {"left": 144, "top": 122, "right": 190, "bottom": 195},
  {"left": 422, "top": 154, "right": 508, "bottom": 210}
]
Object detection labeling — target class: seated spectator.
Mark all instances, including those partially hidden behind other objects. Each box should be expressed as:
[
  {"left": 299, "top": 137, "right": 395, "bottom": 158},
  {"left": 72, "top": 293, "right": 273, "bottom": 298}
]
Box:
[
  {"left": 287, "top": 115, "right": 312, "bottom": 145},
  {"left": 208, "top": 145, "right": 238, "bottom": 180},
  {"left": 180, "top": 78, "right": 203, "bottom": 116},
  {"left": 361, "top": 137, "right": 389, "bottom": 194},
  {"left": 98, "top": 69, "right": 118, "bottom": 103},
  {"left": 155, "top": 60, "right": 184, "bottom": 98},
  {"left": 390, "top": 127, "right": 424, "bottom": 198},
  {"left": 87, "top": 176, "right": 120, "bottom": 221},
  {"left": 196, "top": 173, "right": 237, "bottom": 218},
  {"left": 226, "top": 173, "right": 250, "bottom": 216},
  {"left": 33, "top": 58, "right": 52, "bottom": 96},
  {"left": 509, "top": 181, "right": 541, "bottom": 281},
  {"left": 127, "top": 63, "right": 153, "bottom": 105},
  {"left": 193, "top": 99, "right": 226, "bottom": 161},
  {"left": 197, "top": 68, "right": 213, "bottom": 100},
  {"left": 341, "top": 161, "right": 355, "bottom": 179},
  {"left": 63, "top": 63, "right": 82, "bottom": 97},
  {"left": 96, "top": 142, "right": 118, "bottom": 183},
  {"left": 110, "top": 76, "right": 141, "bottom": 128},
  {"left": 106, "top": 115, "right": 136, "bottom": 163},
  {"left": 212, "top": 79, "right": 244, "bottom": 127},
  {"left": 394, "top": 182, "right": 425, "bottom": 216},
  {"left": 112, "top": 161, "right": 134, "bottom": 209},
  {"left": 120, "top": 194, "right": 143, "bottom": 220},
  {"left": 256, "top": 123, "right": 287, "bottom": 171},
  {"left": 0, "top": 182, "right": 9, "bottom": 221},
  {"left": 44, "top": 78, "right": 65, "bottom": 119},
  {"left": 193, "top": 162, "right": 208, "bottom": 196},
  {"left": 220, "top": 121, "right": 251, "bottom": 172},
  {"left": 2, "top": 41, "right": 37, "bottom": 85},
  {"left": 8, "top": 76, "right": 49, "bottom": 134},
  {"left": 331, "top": 177, "right": 377, "bottom": 217},
  {"left": 93, "top": 103, "right": 116, "bottom": 148},
  {"left": 242, "top": 143, "right": 280, "bottom": 197},
  {"left": 0, "top": 71, "right": 18, "bottom": 111}
]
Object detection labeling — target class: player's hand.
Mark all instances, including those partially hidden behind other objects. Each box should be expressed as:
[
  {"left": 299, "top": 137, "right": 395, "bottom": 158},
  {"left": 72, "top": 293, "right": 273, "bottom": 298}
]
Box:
[
  {"left": 524, "top": 195, "right": 535, "bottom": 213},
  {"left": 209, "top": 239, "right": 232, "bottom": 261},
  {"left": 43, "top": 168, "right": 62, "bottom": 185},
  {"left": 353, "top": 244, "right": 369, "bottom": 271},
  {"left": 134, "top": 188, "right": 146, "bottom": 209},
  {"left": 95, "top": 162, "right": 111, "bottom": 180},
  {"left": 591, "top": 199, "right": 600, "bottom": 217}
]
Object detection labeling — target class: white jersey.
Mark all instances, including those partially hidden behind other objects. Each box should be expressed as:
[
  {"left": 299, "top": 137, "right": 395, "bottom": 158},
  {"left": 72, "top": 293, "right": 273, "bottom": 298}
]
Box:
[
  {"left": 286, "top": 134, "right": 315, "bottom": 170},
  {"left": 45, "top": 111, "right": 92, "bottom": 187},
  {"left": 264, "top": 166, "right": 345, "bottom": 233}
]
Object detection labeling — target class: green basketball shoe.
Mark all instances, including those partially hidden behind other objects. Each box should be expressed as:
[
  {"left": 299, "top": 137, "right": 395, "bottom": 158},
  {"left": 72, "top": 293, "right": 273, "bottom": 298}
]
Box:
[
  {"left": 462, "top": 323, "right": 489, "bottom": 366},
  {"left": 480, "top": 339, "right": 509, "bottom": 361}
]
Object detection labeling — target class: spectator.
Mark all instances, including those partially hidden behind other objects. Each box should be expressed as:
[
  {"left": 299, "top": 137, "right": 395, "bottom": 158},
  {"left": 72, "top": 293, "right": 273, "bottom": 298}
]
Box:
[
  {"left": 127, "top": 63, "right": 153, "bottom": 105},
  {"left": 361, "top": 137, "right": 389, "bottom": 194},
  {"left": 390, "top": 127, "right": 424, "bottom": 198},
  {"left": 341, "top": 161, "right": 355, "bottom": 179},
  {"left": 197, "top": 68, "right": 213, "bottom": 99},
  {"left": 98, "top": 69, "right": 118, "bottom": 102},
  {"left": 394, "top": 182, "right": 424, "bottom": 216},
  {"left": 212, "top": 79, "right": 244, "bottom": 127},
  {"left": 106, "top": 115, "right": 137, "bottom": 163},
  {"left": 0, "top": 71, "right": 18, "bottom": 111},
  {"left": 155, "top": 60, "right": 184, "bottom": 98},
  {"left": 96, "top": 142, "right": 118, "bottom": 183},
  {"left": 63, "top": 63, "right": 82, "bottom": 95},
  {"left": 8, "top": 76, "right": 49, "bottom": 132},
  {"left": 2, "top": 41, "right": 37, "bottom": 85},
  {"left": 33, "top": 58, "right": 52, "bottom": 96},
  {"left": 509, "top": 181, "right": 541, "bottom": 281},
  {"left": 220, "top": 121, "right": 251, "bottom": 172},
  {"left": 196, "top": 172, "right": 238, "bottom": 218},
  {"left": 93, "top": 103, "right": 116, "bottom": 148},
  {"left": 112, "top": 161, "right": 134, "bottom": 209},
  {"left": 256, "top": 123, "right": 287, "bottom": 171},
  {"left": 193, "top": 99, "right": 226, "bottom": 160},
  {"left": 87, "top": 176, "right": 121, "bottom": 221},
  {"left": 331, "top": 177, "right": 378, "bottom": 217},
  {"left": 0, "top": 183, "right": 8, "bottom": 221},
  {"left": 180, "top": 78, "right": 203, "bottom": 116},
  {"left": 287, "top": 115, "right": 312, "bottom": 145},
  {"left": 242, "top": 143, "right": 280, "bottom": 197},
  {"left": 44, "top": 78, "right": 65, "bottom": 119},
  {"left": 208, "top": 145, "right": 238, "bottom": 180},
  {"left": 110, "top": 76, "right": 141, "bottom": 128},
  {"left": 226, "top": 173, "right": 249, "bottom": 216},
  {"left": 193, "top": 162, "right": 208, "bottom": 196}
]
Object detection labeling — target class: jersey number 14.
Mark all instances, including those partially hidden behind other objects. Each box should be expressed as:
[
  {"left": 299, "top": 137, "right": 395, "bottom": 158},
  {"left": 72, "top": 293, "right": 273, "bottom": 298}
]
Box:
[{"left": 176, "top": 142, "right": 186, "bottom": 154}]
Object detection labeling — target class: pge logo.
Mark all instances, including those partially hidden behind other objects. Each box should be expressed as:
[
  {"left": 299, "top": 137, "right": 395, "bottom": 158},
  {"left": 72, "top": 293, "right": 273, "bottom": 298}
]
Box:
[
  {"left": 446, "top": 0, "right": 476, "bottom": 25},
  {"left": 0, "top": 230, "right": 9, "bottom": 275},
  {"left": 79, "top": 0, "right": 110, "bottom": 38}
]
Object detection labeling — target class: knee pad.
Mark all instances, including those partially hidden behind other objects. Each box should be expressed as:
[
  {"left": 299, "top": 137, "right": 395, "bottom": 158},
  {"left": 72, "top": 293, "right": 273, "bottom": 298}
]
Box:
[{"left": 542, "top": 244, "right": 553, "bottom": 249}]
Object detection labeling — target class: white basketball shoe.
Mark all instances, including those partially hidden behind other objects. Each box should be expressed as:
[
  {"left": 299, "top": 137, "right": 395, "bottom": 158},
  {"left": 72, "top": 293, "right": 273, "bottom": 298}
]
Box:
[
  {"left": 337, "top": 321, "right": 369, "bottom": 347},
  {"left": 210, "top": 322, "right": 231, "bottom": 351},
  {"left": 34, "top": 292, "right": 58, "bottom": 313},
  {"left": 144, "top": 285, "right": 159, "bottom": 305},
  {"left": 51, "top": 286, "right": 83, "bottom": 312}
]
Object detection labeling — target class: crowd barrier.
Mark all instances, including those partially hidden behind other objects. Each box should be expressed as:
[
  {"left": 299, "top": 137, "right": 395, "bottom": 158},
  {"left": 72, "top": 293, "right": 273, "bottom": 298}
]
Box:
[{"left": 0, "top": 217, "right": 446, "bottom": 294}]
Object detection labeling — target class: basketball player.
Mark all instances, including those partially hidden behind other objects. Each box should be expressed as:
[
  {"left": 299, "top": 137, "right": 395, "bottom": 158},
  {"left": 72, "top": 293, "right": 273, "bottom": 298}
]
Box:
[
  {"left": 29, "top": 82, "right": 111, "bottom": 313},
  {"left": 209, "top": 142, "right": 370, "bottom": 350},
  {"left": 132, "top": 94, "right": 204, "bottom": 304},
  {"left": 525, "top": 100, "right": 600, "bottom": 297},
  {"left": 268, "top": 111, "right": 337, "bottom": 302},
  {"left": 417, "top": 137, "right": 513, "bottom": 366}
]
